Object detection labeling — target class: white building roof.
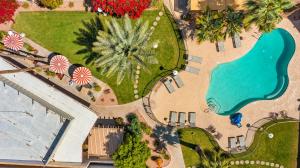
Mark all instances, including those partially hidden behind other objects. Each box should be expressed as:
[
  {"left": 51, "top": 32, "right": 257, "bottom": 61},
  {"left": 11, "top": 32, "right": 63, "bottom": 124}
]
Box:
[{"left": 0, "top": 58, "right": 97, "bottom": 163}]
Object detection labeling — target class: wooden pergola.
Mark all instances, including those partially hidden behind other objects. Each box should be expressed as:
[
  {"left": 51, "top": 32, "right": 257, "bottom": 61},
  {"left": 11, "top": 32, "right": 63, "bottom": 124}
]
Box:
[
  {"left": 190, "top": 0, "right": 246, "bottom": 11},
  {"left": 88, "top": 126, "right": 124, "bottom": 159}
]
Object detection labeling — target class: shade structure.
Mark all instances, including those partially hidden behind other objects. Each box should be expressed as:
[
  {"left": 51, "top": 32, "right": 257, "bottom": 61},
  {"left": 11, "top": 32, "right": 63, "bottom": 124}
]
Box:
[
  {"left": 72, "top": 67, "right": 92, "bottom": 85},
  {"left": 3, "top": 33, "right": 24, "bottom": 51},
  {"left": 49, "top": 55, "right": 70, "bottom": 74}
]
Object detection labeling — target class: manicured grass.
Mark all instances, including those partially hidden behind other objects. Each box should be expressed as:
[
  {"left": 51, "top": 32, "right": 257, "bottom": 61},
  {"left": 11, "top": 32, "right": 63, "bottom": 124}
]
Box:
[
  {"left": 13, "top": 10, "right": 185, "bottom": 104},
  {"left": 178, "top": 121, "right": 299, "bottom": 168},
  {"left": 231, "top": 121, "right": 299, "bottom": 168},
  {"left": 178, "top": 128, "right": 219, "bottom": 167}
]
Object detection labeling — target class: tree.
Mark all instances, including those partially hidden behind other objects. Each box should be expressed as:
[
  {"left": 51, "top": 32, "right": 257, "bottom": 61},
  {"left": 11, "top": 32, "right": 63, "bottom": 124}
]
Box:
[
  {"left": 91, "top": 0, "right": 152, "bottom": 19},
  {"left": 92, "top": 14, "right": 158, "bottom": 85},
  {"left": 244, "top": 0, "right": 294, "bottom": 32},
  {"left": 112, "top": 133, "right": 151, "bottom": 168},
  {"left": 195, "top": 8, "right": 225, "bottom": 43},
  {"left": 0, "top": 0, "right": 19, "bottom": 24},
  {"left": 140, "top": 122, "right": 152, "bottom": 135},
  {"left": 224, "top": 7, "right": 244, "bottom": 38},
  {"left": 127, "top": 117, "right": 142, "bottom": 136},
  {"left": 39, "top": 0, "right": 63, "bottom": 9},
  {"left": 197, "top": 147, "right": 230, "bottom": 168}
]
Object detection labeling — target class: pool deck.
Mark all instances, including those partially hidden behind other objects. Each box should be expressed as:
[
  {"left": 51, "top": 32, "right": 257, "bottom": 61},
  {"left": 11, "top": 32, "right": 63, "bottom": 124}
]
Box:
[{"left": 150, "top": 18, "right": 300, "bottom": 150}]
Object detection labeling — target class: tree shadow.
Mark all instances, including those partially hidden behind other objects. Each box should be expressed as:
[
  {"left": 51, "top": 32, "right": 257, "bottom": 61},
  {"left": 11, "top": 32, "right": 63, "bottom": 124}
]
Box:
[
  {"left": 152, "top": 125, "right": 179, "bottom": 148},
  {"left": 74, "top": 16, "right": 104, "bottom": 66},
  {"left": 104, "top": 130, "right": 124, "bottom": 156}
]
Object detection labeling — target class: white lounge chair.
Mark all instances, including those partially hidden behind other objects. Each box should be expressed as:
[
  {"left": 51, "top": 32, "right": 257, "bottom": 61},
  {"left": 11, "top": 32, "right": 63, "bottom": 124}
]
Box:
[
  {"left": 229, "top": 137, "right": 237, "bottom": 149},
  {"left": 169, "top": 111, "right": 177, "bottom": 126},
  {"left": 233, "top": 33, "right": 241, "bottom": 48},
  {"left": 237, "top": 135, "right": 246, "bottom": 150},
  {"left": 162, "top": 78, "right": 175, "bottom": 93},
  {"left": 172, "top": 75, "right": 184, "bottom": 88},
  {"left": 188, "top": 55, "right": 202, "bottom": 63},
  {"left": 188, "top": 112, "right": 196, "bottom": 127},
  {"left": 178, "top": 112, "right": 186, "bottom": 128},
  {"left": 217, "top": 41, "right": 225, "bottom": 52},
  {"left": 185, "top": 66, "right": 200, "bottom": 75}
]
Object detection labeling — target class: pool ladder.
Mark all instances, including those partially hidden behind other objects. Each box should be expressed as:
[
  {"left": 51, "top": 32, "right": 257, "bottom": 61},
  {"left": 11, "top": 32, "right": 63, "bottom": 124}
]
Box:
[{"left": 207, "top": 98, "right": 221, "bottom": 113}]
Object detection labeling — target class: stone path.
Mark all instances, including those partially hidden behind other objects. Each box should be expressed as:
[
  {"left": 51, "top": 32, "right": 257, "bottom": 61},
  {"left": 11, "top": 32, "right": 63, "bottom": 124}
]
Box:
[{"left": 230, "top": 160, "right": 285, "bottom": 168}]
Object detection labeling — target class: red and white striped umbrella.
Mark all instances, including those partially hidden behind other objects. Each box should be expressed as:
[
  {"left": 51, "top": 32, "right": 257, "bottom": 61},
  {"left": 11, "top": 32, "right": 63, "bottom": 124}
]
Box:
[
  {"left": 72, "top": 67, "right": 92, "bottom": 85},
  {"left": 49, "top": 55, "right": 70, "bottom": 74},
  {"left": 3, "top": 33, "right": 24, "bottom": 51}
]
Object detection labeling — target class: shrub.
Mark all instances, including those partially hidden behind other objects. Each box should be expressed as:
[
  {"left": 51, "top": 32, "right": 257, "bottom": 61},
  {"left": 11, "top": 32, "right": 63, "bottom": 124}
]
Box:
[
  {"left": 0, "top": 0, "right": 19, "bottom": 24},
  {"left": 22, "top": 2, "right": 30, "bottom": 8},
  {"left": 45, "top": 69, "right": 56, "bottom": 77},
  {"left": 39, "top": 0, "right": 63, "bottom": 9},
  {"left": 24, "top": 43, "right": 36, "bottom": 52},
  {"left": 68, "top": 1, "right": 74, "bottom": 8},
  {"left": 92, "top": 82, "right": 101, "bottom": 92},
  {"left": 141, "top": 122, "right": 152, "bottom": 135},
  {"left": 91, "top": 0, "right": 152, "bottom": 19},
  {"left": 115, "top": 117, "right": 124, "bottom": 126}
]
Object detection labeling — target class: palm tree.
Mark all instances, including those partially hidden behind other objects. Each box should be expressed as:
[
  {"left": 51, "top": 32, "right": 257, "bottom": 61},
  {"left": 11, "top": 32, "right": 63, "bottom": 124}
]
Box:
[
  {"left": 244, "top": 0, "right": 294, "bottom": 32},
  {"left": 224, "top": 7, "right": 244, "bottom": 38},
  {"left": 196, "top": 8, "right": 225, "bottom": 43},
  {"left": 197, "top": 147, "right": 230, "bottom": 168},
  {"left": 92, "top": 15, "right": 158, "bottom": 85}
]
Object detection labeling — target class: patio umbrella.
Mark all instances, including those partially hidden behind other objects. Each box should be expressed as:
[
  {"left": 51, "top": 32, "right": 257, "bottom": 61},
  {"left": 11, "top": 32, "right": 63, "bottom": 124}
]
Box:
[
  {"left": 49, "top": 55, "right": 70, "bottom": 74},
  {"left": 72, "top": 67, "right": 92, "bottom": 85},
  {"left": 3, "top": 33, "right": 24, "bottom": 51}
]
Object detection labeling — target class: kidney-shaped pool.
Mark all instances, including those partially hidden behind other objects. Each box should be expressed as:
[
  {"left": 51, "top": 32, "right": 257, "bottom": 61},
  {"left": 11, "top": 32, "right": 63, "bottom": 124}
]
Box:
[{"left": 206, "top": 28, "right": 296, "bottom": 116}]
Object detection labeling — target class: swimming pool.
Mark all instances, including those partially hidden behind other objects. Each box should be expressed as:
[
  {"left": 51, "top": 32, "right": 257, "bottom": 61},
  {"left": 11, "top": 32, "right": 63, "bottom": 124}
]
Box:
[{"left": 206, "top": 28, "right": 295, "bottom": 116}]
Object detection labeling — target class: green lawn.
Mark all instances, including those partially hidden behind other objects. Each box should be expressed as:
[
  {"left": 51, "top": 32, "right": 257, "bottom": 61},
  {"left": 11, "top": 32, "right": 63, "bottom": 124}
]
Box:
[
  {"left": 13, "top": 10, "right": 185, "bottom": 104},
  {"left": 178, "top": 128, "right": 219, "bottom": 167},
  {"left": 178, "top": 121, "right": 299, "bottom": 168}
]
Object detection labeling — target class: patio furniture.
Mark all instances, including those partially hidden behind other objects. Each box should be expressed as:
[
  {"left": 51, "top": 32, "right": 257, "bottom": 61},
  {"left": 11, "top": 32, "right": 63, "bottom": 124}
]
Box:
[
  {"left": 188, "top": 112, "right": 196, "bottom": 127},
  {"left": 162, "top": 78, "right": 175, "bottom": 93},
  {"left": 172, "top": 74, "right": 184, "bottom": 88},
  {"left": 187, "top": 55, "right": 202, "bottom": 63},
  {"left": 214, "top": 132, "right": 223, "bottom": 140},
  {"left": 169, "top": 111, "right": 177, "bottom": 126},
  {"left": 185, "top": 66, "right": 200, "bottom": 75},
  {"left": 228, "top": 137, "right": 237, "bottom": 149},
  {"left": 217, "top": 41, "right": 225, "bottom": 52},
  {"left": 178, "top": 112, "right": 186, "bottom": 128},
  {"left": 279, "top": 110, "right": 288, "bottom": 118},
  {"left": 232, "top": 33, "right": 241, "bottom": 48},
  {"left": 206, "top": 125, "right": 216, "bottom": 133},
  {"left": 237, "top": 135, "right": 246, "bottom": 150}
]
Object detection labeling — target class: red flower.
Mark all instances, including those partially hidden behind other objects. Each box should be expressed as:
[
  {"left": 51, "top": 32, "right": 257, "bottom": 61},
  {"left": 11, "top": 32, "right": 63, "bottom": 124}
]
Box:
[
  {"left": 91, "top": 0, "right": 153, "bottom": 19},
  {"left": 0, "top": 0, "right": 19, "bottom": 24}
]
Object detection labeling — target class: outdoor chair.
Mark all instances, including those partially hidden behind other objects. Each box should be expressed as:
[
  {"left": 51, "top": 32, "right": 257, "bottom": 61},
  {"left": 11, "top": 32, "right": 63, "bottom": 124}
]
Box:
[
  {"left": 214, "top": 132, "right": 223, "bottom": 140},
  {"left": 187, "top": 55, "right": 202, "bottom": 64},
  {"left": 232, "top": 33, "right": 241, "bottom": 48},
  {"left": 279, "top": 110, "right": 288, "bottom": 118},
  {"left": 237, "top": 135, "right": 246, "bottom": 150},
  {"left": 206, "top": 125, "right": 216, "bottom": 133},
  {"left": 169, "top": 111, "right": 177, "bottom": 126},
  {"left": 185, "top": 66, "right": 200, "bottom": 75},
  {"left": 228, "top": 137, "right": 237, "bottom": 151},
  {"left": 217, "top": 41, "right": 225, "bottom": 52},
  {"left": 162, "top": 78, "right": 175, "bottom": 93},
  {"left": 188, "top": 112, "right": 196, "bottom": 127},
  {"left": 178, "top": 112, "right": 186, "bottom": 128},
  {"left": 172, "top": 74, "right": 184, "bottom": 88}
]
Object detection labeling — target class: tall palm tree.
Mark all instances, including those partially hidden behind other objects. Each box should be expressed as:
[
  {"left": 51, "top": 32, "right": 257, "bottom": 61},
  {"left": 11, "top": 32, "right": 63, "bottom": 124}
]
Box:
[
  {"left": 244, "top": 0, "right": 294, "bottom": 32},
  {"left": 224, "top": 7, "right": 244, "bottom": 38},
  {"left": 197, "top": 147, "right": 230, "bottom": 168},
  {"left": 92, "top": 15, "right": 158, "bottom": 85},
  {"left": 196, "top": 8, "right": 225, "bottom": 43}
]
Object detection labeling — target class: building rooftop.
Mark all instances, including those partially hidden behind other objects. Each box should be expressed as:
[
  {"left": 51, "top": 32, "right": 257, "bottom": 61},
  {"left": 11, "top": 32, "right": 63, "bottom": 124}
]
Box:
[{"left": 0, "top": 58, "right": 98, "bottom": 163}]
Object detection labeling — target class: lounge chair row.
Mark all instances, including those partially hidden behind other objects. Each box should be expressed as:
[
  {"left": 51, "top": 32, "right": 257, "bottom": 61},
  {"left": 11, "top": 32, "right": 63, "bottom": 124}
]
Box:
[
  {"left": 184, "top": 55, "right": 202, "bottom": 75},
  {"left": 162, "top": 73, "right": 184, "bottom": 94},
  {"left": 169, "top": 111, "right": 196, "bottom": 127},
  {"left": 228, "top": 135, "right": 246, "bottom": 153},
  {"left": 217, "top": 33, "right": 241, "bottom": 52}
]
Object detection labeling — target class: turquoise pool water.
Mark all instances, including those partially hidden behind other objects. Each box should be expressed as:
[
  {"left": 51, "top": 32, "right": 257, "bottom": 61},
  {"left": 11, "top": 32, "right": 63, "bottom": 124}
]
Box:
[{"left": 206, "top": 28, "right": 296, "bottom": 116}]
